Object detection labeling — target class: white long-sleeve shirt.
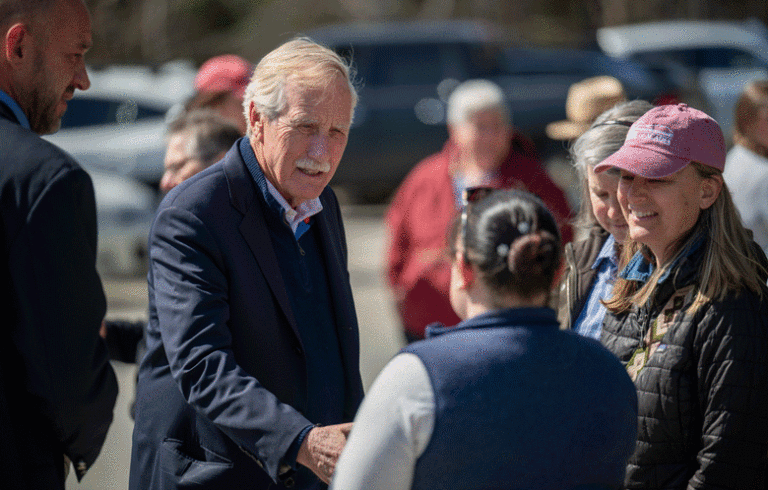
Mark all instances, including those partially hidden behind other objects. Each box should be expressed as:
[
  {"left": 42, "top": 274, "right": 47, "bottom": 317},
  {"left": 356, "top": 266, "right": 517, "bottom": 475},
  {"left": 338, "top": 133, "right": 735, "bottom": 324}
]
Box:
[{"left": 330, "top": 353, "right": 435, "bottom": 490}]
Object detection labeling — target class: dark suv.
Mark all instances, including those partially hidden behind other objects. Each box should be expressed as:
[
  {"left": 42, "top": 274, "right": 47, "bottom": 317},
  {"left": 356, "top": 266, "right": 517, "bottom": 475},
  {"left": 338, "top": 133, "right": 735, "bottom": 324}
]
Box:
[{"left": 307, "top": 20, "right": 675, "bottom": 202}]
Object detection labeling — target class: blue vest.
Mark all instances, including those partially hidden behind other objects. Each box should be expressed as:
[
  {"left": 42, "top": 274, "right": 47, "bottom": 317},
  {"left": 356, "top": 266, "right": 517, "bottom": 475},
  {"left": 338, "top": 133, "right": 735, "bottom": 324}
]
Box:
[{"left": 402, "top": 307, "right": 637, "bottom": 490}]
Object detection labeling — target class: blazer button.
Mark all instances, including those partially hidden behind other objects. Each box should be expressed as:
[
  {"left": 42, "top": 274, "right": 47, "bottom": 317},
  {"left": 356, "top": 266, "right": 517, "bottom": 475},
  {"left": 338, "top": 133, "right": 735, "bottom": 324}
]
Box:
[{"left": 285, "top": 476, "right": 295, "bottom": 488}]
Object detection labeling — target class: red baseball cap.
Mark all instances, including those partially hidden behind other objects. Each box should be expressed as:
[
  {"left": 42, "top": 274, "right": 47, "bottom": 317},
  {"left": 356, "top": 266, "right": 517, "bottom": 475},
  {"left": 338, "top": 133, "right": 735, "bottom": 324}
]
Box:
[
  {"left": 594, "top": 103, "right": 725, "bottom": 178},
  {"left": 193, "top": 54, "right": 253, "bottom": 99}
]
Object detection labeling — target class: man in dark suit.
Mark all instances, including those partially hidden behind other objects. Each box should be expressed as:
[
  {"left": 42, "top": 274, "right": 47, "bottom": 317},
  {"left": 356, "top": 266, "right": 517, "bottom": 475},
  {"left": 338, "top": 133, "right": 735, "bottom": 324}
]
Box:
[
  {"left": 129, "top": 37, "right": 364, "bottom": 490},
  {"left": 0, "top": 0, "right": 118, "bottom": 488}
]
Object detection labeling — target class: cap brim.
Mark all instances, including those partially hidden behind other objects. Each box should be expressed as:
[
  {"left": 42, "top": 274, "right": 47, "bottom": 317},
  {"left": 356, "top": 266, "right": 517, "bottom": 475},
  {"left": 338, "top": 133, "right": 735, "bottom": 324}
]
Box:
[
  {"left": 545, "top": 120, "right": 591, "bottom": 141},
  {"left": 593, "top": 144, "right": 692, "bottom": 178}
]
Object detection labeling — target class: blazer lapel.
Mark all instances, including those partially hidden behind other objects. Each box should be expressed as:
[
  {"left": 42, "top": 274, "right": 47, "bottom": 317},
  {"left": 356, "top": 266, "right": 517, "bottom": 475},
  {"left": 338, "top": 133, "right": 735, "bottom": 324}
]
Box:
[{"left": 221, "top": 146, "right": 300, "bottom": 340}]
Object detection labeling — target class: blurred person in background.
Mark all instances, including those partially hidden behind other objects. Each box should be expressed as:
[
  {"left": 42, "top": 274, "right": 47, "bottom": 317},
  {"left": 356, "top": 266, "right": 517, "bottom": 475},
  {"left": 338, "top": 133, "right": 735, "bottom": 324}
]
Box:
[
  {"left": 558, "top": 100, "right": 653, "bottom": 338},
  {"left": 160, "top": 108, "right": 243, "bottom": 193},
  {"left": 130, "top": 37, "right": 364, "bottom": 490},
  {"left": 386, "top": 79, "right": 572, "bottom": 342},
  {"left": 333, "top": 189, "right": 637, "bottom": 490},
  {"left": 545, "top": 75, "right": 627, "bottom": 143},
  {"left": 184, "top": 53, "right": 252, "bottom": 135},
  {"left": 545, "top": 75, "right": 627, "bottom": 210},
  {"left": 0, "top": 0, "right": 118, "bottom": 487},
  {"left": 723, "top": 79, "right": 768, "bottom": 252},
  {"left": 596, "top": 104, "right": 768, "bottom": 489}
]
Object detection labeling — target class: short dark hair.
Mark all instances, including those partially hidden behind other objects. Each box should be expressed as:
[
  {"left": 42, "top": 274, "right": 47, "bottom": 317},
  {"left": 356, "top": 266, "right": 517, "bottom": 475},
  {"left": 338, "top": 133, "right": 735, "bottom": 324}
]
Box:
[
  {"left": 455, "top": 189, "right": 562, "bottom": 299},
  {"left": 167, "top": 109, "right": 241, "bottom": 167}
]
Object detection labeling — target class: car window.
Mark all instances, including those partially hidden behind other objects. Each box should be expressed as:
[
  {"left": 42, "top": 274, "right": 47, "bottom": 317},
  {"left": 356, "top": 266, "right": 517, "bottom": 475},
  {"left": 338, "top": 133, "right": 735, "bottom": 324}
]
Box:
[
  {"left": 635, "top": 48, "right": 766, "bottom": 70},
  {"left": 60, "top": 97, "right": 167, "bottom": 129}
]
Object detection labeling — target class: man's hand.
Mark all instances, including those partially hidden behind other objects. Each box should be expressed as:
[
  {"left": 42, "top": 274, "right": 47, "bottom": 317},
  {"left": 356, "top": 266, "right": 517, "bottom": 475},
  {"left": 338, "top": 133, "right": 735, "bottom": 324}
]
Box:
[{"left": 296, "top": 423, "right": 353, "bottom": 484}]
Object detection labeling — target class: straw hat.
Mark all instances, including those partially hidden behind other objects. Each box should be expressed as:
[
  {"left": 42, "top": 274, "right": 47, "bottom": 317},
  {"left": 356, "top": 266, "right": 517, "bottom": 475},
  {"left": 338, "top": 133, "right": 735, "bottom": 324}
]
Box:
[{"left": 546, "top": 76, "right": 627, "bottom": 141}]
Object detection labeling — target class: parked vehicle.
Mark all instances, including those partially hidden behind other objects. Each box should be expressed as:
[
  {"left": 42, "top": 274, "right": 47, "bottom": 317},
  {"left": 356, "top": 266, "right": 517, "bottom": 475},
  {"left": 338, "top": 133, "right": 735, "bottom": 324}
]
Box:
[
  {"left": 42, "top": 62, "right": 194, "bottom": 276},
  {"left": 306, "top": 19, "right": 509, "bottom": 202},
  {"left": 89, "top": 169, "right": 157, "bottom": 277},
  {"left": 597, "top": 20, "right": 768, "bottom": 142},
  {"left": 306, "top": 20, "right": 678, "bottom": 202},
  {"left": 43, "top": 61, "right": 196, "bottom": 187}
]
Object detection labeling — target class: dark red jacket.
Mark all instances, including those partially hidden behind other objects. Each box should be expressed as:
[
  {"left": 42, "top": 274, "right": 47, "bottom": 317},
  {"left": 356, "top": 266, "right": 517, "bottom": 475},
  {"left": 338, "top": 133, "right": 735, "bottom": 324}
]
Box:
[{"left": 385, "top": 133, "right": 572, "bottom": 339}]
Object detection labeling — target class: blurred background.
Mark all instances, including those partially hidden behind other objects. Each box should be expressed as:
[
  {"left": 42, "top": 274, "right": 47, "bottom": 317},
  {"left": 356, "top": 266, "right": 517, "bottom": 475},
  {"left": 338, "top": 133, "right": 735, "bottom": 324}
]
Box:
[{"left": 58, "top": 0, "right": 768, "bottom": 488}]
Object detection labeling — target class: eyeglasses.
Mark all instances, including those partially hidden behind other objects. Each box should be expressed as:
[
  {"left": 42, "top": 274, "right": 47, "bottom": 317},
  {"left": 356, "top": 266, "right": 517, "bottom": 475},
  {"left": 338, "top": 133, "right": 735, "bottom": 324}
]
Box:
[{"left": 460, "top": 186, "right": 495, "bottom": 258}]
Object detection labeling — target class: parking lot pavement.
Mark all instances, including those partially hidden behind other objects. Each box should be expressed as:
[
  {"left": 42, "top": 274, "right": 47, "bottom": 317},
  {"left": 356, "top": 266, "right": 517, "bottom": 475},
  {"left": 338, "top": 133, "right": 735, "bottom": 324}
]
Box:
[{"left": 67, "top": 205, "right": 404, "bottom": 489}]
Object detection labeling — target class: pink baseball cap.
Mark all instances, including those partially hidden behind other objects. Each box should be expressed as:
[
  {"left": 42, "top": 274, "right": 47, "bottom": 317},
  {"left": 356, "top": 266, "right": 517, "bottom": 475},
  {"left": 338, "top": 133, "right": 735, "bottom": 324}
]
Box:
[
  {"left": 594, "top": 103, "right": 725, "bottom": 178},
  {"left": 193, "top": 54, "right": 253, "bottom": 99}
]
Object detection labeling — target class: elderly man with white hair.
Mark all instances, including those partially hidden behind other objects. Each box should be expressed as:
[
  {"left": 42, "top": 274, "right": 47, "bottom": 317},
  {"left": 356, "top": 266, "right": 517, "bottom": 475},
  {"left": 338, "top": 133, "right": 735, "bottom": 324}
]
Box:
[
  {"left": 385, "top": 79, "right": 572, "bottom": 342},
  {"left": 129, "top": 38, "right": 364, "bottom": 490}
]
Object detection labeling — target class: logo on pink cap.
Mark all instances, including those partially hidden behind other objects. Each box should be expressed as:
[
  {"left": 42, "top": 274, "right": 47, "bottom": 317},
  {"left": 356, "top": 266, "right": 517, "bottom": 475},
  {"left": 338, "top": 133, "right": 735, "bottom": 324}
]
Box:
[
  {"left": 627, "top": 124, "right": 673, "bottom": 146},
  {"left": 594, "top": 104, "right": 725, "bottom": 178}
]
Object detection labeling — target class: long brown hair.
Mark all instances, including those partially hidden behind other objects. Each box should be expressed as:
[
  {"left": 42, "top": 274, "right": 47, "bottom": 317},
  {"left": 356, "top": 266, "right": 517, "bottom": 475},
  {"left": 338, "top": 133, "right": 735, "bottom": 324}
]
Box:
[{"left": 604, "top": 162, "right": 767, "bottom": 314}]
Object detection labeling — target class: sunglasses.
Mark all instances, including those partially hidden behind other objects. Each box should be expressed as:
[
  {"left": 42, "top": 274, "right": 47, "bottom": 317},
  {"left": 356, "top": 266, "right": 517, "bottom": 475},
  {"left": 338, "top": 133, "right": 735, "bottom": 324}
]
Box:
[{"left": 460, "top": 186, "right": 495, "bottom": 258}]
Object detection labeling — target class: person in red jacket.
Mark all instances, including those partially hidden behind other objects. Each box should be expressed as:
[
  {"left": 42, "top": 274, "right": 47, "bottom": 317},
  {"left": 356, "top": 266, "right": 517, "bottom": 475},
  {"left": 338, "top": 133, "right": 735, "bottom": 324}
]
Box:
[{"left": 386, "top": 79, "right": 572, "bottom": 341}]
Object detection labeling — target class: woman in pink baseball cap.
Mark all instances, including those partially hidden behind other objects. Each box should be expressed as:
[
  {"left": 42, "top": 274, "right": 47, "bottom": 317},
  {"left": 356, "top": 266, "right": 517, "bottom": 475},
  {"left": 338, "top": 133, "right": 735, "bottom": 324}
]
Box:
[{"left": 593, "top": 103, "right": 768, "bottom": 489}]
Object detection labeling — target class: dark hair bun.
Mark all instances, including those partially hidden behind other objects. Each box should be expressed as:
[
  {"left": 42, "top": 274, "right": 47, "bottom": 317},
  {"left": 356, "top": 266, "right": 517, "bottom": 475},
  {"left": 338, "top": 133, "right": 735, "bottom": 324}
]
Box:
[
  {"left": 462, "top": 189, "right": 562, "bottom": 298},
  {"left": 507, "top": 231, "right": 559, "bottom": 279}
]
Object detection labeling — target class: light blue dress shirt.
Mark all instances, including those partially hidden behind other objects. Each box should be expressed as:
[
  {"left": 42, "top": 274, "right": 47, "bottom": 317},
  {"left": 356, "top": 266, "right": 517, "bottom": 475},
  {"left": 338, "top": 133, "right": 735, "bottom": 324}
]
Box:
[{"left": 0, "top": 89, "right": 31, "bottom": 130}]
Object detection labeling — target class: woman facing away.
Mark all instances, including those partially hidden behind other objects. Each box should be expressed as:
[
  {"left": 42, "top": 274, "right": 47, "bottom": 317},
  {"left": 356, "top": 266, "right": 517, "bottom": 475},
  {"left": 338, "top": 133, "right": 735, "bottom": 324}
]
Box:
[
  {"left": 332, "top": 189, "right": 637, "bottom": 490},
  {"left": 723, "top": 79, "right": 768, "bottom": 252},
  {"left": 594, "top": 103, "right": 768, "bottom": 489},
  {"left": 558, "top": 99, "right": 653, "bottom": 338}
]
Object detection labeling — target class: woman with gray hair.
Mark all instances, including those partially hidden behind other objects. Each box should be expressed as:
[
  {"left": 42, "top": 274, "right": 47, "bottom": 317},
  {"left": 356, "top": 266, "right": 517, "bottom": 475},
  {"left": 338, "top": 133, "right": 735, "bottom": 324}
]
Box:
[
  {"left": 386, "top": 79, "right": 572, "bottom": 341},
  {"left": 558, "top": 100, "right": 653, "bottom": 337}
]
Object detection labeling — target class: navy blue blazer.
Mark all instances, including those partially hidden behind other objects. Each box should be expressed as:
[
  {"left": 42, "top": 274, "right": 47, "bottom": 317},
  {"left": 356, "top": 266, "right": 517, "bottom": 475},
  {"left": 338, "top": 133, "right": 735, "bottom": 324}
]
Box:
[
  {"left": 129, "top": 142, "right": 364, "bottom": 489},
  {"left": 0, "top": 101, "right": 117, "bottom": 488}
]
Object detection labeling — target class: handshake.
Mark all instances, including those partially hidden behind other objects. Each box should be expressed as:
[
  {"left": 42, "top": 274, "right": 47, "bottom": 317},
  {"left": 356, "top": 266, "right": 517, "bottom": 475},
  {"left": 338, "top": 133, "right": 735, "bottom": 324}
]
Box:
[{"left": 297, "top": 422, "right": 353, "bottom": 484}]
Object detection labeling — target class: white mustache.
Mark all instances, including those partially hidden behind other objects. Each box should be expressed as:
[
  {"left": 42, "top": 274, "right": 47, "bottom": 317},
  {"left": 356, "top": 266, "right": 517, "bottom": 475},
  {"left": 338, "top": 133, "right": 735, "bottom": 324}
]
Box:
[{"left": 296, "top": 158, "right": 330, "bottom": 173}]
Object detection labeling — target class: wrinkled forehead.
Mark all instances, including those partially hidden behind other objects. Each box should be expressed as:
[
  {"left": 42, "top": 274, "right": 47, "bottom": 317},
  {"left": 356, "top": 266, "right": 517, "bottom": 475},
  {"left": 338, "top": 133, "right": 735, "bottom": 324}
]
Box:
[
  {"left": 283, "top": 73, "right": 353, "bottom": 120},
  {"left": 288, "top": 65, "right": 355, "bottom": 106}
]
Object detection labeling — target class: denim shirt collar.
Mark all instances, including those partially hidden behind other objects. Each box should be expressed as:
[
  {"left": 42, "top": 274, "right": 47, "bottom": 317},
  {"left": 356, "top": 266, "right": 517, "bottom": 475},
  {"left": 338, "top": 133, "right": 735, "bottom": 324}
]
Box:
[
  {"left": 0, "top": 90, "right": 31, "bottom": 130},
  {"left": 238, "top": 138, "right": 322, "bottom": 239},
  {"left": 619, "top": 232, "right": 705, "bottom": 285},
  {"left": 592, "top": 234, "right": 618, "bottom": 271}
]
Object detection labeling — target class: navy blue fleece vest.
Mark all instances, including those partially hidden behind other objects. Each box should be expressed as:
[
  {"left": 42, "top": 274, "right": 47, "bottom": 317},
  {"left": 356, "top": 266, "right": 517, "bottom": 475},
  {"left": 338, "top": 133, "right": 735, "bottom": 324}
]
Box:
[{"left": 402, "top": 308, "right": 637, "bottom": 490}]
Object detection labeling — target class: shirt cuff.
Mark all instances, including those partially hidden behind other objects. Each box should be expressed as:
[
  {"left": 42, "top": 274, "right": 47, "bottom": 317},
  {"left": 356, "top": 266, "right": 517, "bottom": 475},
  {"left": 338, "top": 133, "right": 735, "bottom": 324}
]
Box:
[{"left": 283, "top": 424, "right": 315, "bottom": 471}]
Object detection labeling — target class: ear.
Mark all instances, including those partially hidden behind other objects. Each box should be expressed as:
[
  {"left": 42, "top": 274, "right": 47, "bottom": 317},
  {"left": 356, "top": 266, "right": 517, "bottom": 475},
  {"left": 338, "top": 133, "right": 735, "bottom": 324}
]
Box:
[
  {"left": 248, "top": 101, "right": 263, "bottom": 140},
  {"left": 458, "top": 255, "right": 475, "bottom": 290},
  {"left": 699, "top": 174, "right": 722, "bottom": 210},
  {"left": 4, "top": 23, "right": 29, "bottom": 65}
]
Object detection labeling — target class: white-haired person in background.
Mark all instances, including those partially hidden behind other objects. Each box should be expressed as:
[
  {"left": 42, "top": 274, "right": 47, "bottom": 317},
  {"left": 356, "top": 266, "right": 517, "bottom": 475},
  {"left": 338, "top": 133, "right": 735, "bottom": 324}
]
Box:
[{"left": 385, "top": 79, "right": 572, "bottom": 343}]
